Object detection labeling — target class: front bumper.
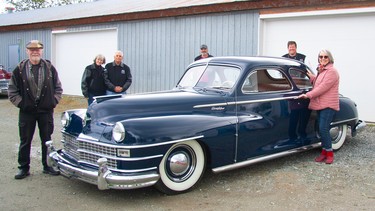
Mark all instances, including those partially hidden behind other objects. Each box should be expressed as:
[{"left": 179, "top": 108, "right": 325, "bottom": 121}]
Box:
[{"left": 46, "top": 141, "right": 160, "bottom": 190}]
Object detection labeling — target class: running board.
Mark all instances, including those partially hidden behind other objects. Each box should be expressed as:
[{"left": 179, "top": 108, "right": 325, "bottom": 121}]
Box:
[{"left": 212, "top": 143, "right": 321, "bottom": 173}]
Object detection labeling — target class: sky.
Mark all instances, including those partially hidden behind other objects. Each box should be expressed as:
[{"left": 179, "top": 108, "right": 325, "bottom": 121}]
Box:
[{"left": 0, "top": 0, "right": 12, "bottom": 14}]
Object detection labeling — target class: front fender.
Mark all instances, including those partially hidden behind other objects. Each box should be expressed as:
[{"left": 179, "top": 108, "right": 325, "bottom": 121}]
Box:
[{"left": 122, "top": 114, "right": 237, "bottom": 144}]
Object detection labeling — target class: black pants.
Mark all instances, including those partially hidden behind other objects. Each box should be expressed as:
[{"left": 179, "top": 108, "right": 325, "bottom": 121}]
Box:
[{"left": 18, "top": 111, "right": 54, "bottom": 170}]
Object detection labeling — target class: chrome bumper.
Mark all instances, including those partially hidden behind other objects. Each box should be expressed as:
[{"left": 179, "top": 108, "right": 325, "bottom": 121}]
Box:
[
  {"left": 46, "top": 141, "right": 160, "bottom": 190},
  {"left": 355, "top": 120, "right": 366, "bottom": 132}
]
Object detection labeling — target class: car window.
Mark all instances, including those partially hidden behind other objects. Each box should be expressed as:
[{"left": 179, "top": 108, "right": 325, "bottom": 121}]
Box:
[
  {"left": 178, "top": 65, "right": 206, "bottom": 87},
  {"left": 178, "top": 65, "right": 240, "bottom": 89},
  {"left": 288, "top": 68, "right": 312, "bottom": 89},
  {"left": 242, "top": 68, "right": 292, "bottom": 93}
]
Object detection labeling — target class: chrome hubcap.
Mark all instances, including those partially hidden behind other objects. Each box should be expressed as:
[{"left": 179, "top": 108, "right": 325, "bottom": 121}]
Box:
[{"left": 169, "top": 152, "right": 190, "bottom": 176}]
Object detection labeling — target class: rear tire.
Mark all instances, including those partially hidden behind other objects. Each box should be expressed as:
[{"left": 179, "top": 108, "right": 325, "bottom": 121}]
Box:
[
  {"left": 155, "top": 140, "right": 205, "bottom": 195},
  {"left": 331, "top": 124, "right": 348, "bottom": 150}
]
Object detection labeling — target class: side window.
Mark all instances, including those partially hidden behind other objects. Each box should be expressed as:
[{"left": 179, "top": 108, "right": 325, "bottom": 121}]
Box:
[
  {"left": 242, "top": 68, "right": 291, "bottom": 93},
  {"left": 289, "top": 68, "right": 312, "bottom": 89}
]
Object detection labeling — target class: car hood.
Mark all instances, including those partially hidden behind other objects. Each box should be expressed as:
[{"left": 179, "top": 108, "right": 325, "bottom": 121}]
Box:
[{"left": 87, "top": 89, "right": 229, "bottom": 124}]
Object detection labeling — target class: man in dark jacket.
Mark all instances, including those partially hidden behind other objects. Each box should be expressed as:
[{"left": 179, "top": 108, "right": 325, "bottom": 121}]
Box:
[
  {"left": 8, "top": 40, "right": 63, "bottom": 179},
  {"left": 194, "top": 44, "right": 214, "bottom": 61},
  {"left": 81, "top": 54, "right": 106, "bottom": 105},
  {"left": 282, "top": 41, "right": 306, "bottom": 62},
  {"left": 104, "top": 50, "right": 132, "bottom": 95}
]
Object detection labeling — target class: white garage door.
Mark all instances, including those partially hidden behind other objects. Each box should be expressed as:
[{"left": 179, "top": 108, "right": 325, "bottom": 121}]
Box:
[
  {"left": 52, "top": 29, "right": 117, "bottom": 96},
  {"left": 260, "top": 8, "right": 375, "bottom": 122}
]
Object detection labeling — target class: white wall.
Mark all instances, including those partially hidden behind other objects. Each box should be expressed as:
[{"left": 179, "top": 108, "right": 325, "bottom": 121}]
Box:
[
  {"left": 52, "top": 29, "right": 117, "bottom": 96},
  {"left": 259, "top": 8, "right": 375, "bottom": 122}
]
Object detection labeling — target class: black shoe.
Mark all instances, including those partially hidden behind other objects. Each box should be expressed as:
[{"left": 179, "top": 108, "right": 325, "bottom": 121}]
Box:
[
  {"left": 15, "top": 169, "right": 30, "bottom": 179},
  {"left": 43, "top": 167, "right": 60, "bottom": 176}
]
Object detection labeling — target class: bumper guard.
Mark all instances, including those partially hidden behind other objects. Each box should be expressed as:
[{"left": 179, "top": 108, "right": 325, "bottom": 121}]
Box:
[{"left": 46, "top": 141, "right": 160, "bottom": 190}]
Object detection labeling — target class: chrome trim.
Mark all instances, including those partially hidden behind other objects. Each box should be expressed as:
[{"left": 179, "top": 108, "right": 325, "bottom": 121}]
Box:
[
  {"left": 212, "top": 143, "right": 321, "bottom": 173},
  {"left": 77, "top": 160, "right": 158, "bottom": 173},
  {"left": 355, "top": 120, "right": 366, "bottom": 132},
  {"left": 78, "top": 135, "right": 204, "bottom": 149},
  {"left": 194, "top": 96, "right": 296, "bottom": 108},
  {"left": 47, "top": 142, "right": 160, "bottom": 190},
  {"left": 77, "top": 149, "right": 163, "bottom": 161},
  {"left": 331, "top": 117, "right": 357, "bottom": 126}
]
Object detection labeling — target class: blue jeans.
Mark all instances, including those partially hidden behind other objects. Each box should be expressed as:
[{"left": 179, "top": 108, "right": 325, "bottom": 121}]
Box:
[
  {"left": 317, "top": 108, "right": 336, "bottom": 150},
  {"left": 87, "top": 93, "right": 95, "bottom": 105},
  {"left": 106, "top": 90, "right": 126, "bottom": 95}
]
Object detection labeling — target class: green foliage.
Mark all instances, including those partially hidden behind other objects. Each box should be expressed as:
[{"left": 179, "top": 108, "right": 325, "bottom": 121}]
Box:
[{"left": 7, "top": 0, "right": 92, "bottom": 11}]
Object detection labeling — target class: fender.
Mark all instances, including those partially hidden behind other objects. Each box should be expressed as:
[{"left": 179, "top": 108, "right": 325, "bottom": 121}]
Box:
[{"left": 333, "top": 96, "right": 359, "bottom": 128}]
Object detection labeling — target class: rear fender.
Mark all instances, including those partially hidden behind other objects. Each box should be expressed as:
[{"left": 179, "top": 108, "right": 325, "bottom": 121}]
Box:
[{"left": 332, "top": 97, "right": 359, "bottom": 134}]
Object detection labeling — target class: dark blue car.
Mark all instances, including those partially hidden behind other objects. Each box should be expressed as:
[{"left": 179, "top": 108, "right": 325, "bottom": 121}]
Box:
[{"left": 47, "top": 56, "right": 365, "bottom": 194}]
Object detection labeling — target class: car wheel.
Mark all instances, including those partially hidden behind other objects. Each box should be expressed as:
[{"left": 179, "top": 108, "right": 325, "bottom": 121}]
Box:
[
  {"left": 330, "top": 124, "right": 348, "bottom": 150},
  {"left": 155, "top": 140, "right": 206, "bottom": 195}
]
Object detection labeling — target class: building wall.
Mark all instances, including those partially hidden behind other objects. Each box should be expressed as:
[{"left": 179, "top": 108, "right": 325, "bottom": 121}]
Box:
[
  {"left": 0, "top": 10, "right": 258, "bottom": 94},
  {"left": 0, "top": 29, "right": 51, "bottom": 71},
  {"left": 120, "top": 11, "right": 259, "bottom": 93}
]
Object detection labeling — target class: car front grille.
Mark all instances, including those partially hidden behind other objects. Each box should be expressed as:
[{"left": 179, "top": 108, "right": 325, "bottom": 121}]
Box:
[{"left": 62, "top": 133, "right": 118, "bottom": 169}]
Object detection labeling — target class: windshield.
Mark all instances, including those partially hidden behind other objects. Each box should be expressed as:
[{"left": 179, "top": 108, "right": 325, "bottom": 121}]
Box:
[{"left": 178, "top": 65, "right": 240, "bottom": 89}]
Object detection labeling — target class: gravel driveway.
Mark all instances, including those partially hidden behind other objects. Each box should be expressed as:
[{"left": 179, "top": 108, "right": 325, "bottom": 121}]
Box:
[{"left": 0, "top": 95, "right": 374, "bottom": 210}]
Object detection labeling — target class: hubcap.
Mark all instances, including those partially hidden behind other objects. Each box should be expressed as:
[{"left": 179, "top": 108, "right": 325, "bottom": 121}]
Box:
[{"left": 169, "top": 152, "right": 190, "bottom": 176}]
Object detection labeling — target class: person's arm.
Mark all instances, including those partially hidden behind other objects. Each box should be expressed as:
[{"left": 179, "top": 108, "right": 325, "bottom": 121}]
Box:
[
  {"left": 8, "top": 67, "right": 22, "bottom": 107},
  {"left": 81, "top": 66, "right": 91, "bottom": 98},
  {"left": 103, "top": 65, "right": 115, "bottom": 91},
  {"left": 122, "top": 66, "right": 132, "bottom": 92},
  {"left": 51, "top": 66, "right": 63, "bottom": 104}
]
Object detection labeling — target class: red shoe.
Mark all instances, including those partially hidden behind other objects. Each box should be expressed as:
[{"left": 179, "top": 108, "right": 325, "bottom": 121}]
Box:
[
  {"left": 325, "top": 151, "right": 334, "bottom": 164},
  {"left": 315, "top": 149, "right": 327, "bottom": 162}
]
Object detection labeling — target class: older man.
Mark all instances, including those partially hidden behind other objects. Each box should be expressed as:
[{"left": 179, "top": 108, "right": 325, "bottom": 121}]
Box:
[
  {"left": 8, "top": 40, "right": 63, "bottom": 179},
  {"left": 104, "top": 50, "right": 132, "bottom": 95}
]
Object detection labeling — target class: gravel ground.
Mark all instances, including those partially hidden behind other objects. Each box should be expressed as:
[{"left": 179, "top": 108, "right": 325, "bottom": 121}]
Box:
[{"left": 0, "top": 95, "right": 374, "bottom": 211}]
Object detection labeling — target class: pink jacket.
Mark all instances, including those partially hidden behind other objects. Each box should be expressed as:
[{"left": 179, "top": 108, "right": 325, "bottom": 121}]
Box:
[{"left": 306, "top": 63, "right": 340, "bottom": 111}]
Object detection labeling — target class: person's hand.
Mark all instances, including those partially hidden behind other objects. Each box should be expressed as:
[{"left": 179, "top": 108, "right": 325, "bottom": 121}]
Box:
[
  {"left": 114, "top": 86, "right": 123, "bottom": 93},
  {"left": 295, "top": 94, "right": 308, "bottom": 99}
]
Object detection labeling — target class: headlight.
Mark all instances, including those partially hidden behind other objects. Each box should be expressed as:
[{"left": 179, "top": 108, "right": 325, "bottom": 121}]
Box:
[
  {"left": 112, "top": 122, "right": 125, "bottom": 142},
  {"left": 61, "top": 112, "right": 70, "bottom": 127}
]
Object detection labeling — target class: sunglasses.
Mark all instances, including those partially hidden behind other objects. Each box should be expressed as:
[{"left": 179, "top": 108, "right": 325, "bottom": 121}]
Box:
[{"left": 319, "top": 55, "right": 329, "bottom": 59}]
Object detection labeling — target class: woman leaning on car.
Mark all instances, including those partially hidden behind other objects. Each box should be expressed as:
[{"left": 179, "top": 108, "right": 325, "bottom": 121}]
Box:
[{"left": 297, "top": 49, "right": 340, "bottom": 164}]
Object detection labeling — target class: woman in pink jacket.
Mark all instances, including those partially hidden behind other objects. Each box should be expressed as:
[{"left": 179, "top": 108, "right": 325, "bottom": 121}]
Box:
[{"left": 297, "top": 49, "right": 340, "bottom": 164}]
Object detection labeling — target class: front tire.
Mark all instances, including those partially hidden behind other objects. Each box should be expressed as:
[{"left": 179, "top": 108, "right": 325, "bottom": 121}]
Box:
[{"left": 155, "top": 140, "right": 205, "bottom": 195}]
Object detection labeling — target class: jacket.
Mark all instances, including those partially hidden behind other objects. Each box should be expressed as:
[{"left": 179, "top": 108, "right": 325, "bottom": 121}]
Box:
[
  {"left": 8, "top": 59, "right": 63, "bottom": 113},
  {"left": 81, "top": 63, "right": 106, "bottom": 97},
  {"left": 306, "top": 63, "right": 340, "bottom": 111}
]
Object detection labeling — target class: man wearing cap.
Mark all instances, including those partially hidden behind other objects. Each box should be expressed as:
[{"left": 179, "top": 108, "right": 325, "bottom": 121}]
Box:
[
  {"left": 194, "top": 44, "right": 214, "bottom": 61},
  {"left": 8, "top": 40, "right": 63, "bottom": 179}
]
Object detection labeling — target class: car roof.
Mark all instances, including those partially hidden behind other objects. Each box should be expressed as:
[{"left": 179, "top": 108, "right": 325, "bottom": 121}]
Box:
[{"left": 191, "top": 56, "right": 306, "bottom": 70}]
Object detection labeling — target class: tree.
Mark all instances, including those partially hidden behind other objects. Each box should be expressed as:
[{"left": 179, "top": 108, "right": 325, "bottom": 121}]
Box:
[{"left": 7, "top": 0, "right": 92, "bottom": 12}]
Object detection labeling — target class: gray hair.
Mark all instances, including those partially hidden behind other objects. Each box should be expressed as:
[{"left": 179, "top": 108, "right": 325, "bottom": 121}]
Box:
[
  {"left": 93, "top": 54, "right": 106, "bottom": 64},
  {"left": 318, "top": 49, "right": 334, "bottom": 64}
]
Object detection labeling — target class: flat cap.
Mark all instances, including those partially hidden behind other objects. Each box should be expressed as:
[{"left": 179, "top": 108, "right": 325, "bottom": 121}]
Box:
[{"left": 26, "top": 40, "right": 44, "bottom": 49}]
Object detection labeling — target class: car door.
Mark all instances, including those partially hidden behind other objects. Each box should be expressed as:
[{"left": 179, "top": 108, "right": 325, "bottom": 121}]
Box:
[{"left": 235, "top": 67, "right": 308, "bottom": 162}]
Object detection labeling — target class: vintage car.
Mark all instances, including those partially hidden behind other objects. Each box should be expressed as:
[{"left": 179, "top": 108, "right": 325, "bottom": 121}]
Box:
[
  {"left": 47, "top": 56, "right": 365, "bottom": 194},
  {"left": 0, "top": 64, "right": 12, "bottom": 95}
]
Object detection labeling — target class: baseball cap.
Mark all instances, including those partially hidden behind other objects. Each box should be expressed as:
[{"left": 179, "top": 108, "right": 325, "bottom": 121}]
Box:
[
  {"left": 26, "top": 40, "right": 44, "bottom": 49},
  {"left": 200, "top": 44, "right": 208, "bottom": 49}
]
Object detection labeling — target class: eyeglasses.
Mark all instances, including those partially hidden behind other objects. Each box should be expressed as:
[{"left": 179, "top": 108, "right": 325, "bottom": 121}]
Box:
[{"left": 319, "top": 55, "right": 329, "bottom": 59}]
